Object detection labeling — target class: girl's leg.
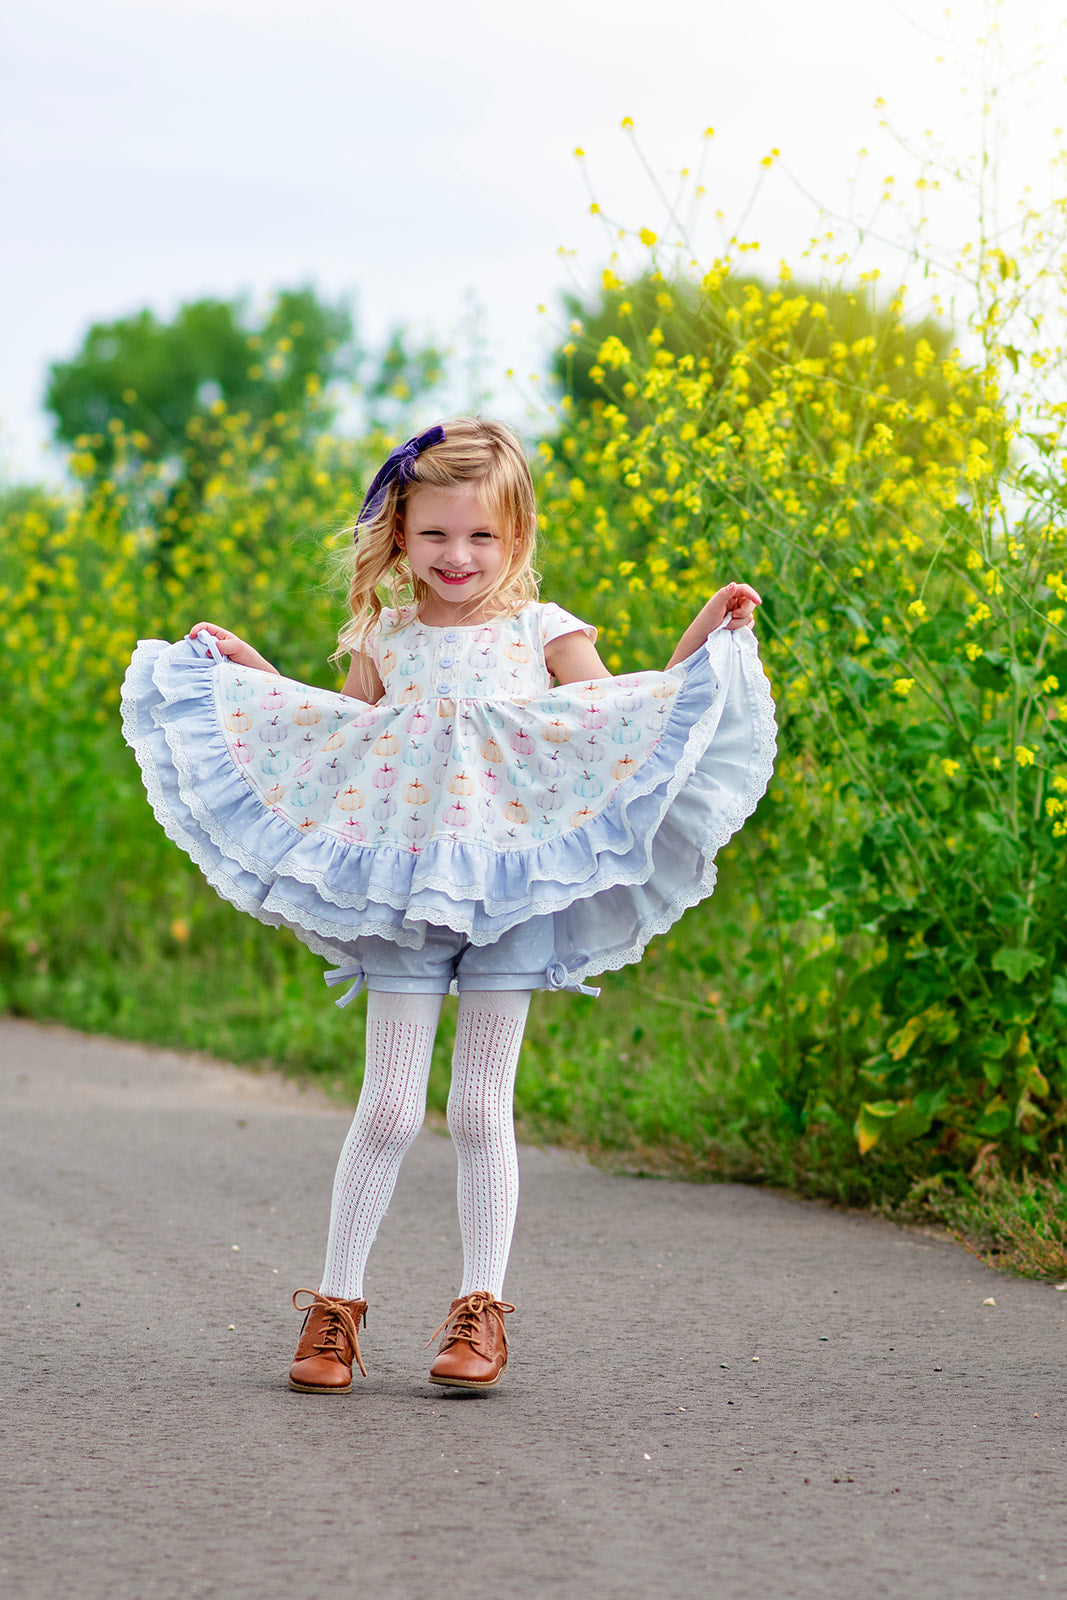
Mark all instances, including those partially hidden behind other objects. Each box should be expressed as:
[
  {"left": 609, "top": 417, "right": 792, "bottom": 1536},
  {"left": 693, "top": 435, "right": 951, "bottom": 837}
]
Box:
[
  {"left": 446, "top": 988, "right": 531, "bottom": 1298},
  {"left": 319, "top": 988, "right": 445, "bottom": 1300}
]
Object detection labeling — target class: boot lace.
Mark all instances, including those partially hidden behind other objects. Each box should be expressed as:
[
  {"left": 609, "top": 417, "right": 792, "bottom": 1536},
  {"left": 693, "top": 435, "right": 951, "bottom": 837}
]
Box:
[
  {"left": 425, "top": 1292, "right": 515, "bottom": 1360},
  {"left": 293, "top": 1289, "right": 368, "bottom": 1376}
]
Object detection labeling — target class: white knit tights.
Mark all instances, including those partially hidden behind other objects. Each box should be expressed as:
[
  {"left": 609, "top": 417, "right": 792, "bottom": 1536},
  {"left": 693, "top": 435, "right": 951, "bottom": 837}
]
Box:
[
  {"left": 449, "top": 989, "right": 529, "bottom": 1298},
  {"left": 319, "top": 988, "right": 530, "bottom": 1302}
]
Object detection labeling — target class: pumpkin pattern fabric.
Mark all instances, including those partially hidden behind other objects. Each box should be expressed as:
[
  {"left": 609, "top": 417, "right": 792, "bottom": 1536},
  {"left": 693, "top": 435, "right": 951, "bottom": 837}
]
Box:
[
  {"left": 216, "top": 604, "right": 678, "bottom": 853},
  {"left": 122, "top": 601, "right": 777, "bottom": 985}
]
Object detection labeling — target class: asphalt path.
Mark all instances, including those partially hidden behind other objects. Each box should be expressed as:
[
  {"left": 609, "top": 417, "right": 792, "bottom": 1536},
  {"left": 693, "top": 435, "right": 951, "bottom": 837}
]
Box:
[{"left": 1, "top": 1015, "right": 1065, "bottom": 1600}]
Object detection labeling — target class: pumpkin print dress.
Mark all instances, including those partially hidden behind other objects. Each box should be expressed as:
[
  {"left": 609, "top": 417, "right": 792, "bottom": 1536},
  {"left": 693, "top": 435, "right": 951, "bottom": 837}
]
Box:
[{"left": 121, "top": 601, "right": 777, "bottom": 989}]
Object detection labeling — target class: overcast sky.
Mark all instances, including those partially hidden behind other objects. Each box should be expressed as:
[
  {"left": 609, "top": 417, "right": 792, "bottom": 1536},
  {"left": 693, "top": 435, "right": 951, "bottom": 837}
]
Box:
[{"left": 3, "top": 0, "right": 1064, "bottom": 481}]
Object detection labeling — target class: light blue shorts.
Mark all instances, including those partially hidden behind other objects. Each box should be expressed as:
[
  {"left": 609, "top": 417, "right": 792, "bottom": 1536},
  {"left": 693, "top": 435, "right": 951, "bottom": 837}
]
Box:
[{"left": 325, "top": 915, "right": 599, "bottom": 1001}]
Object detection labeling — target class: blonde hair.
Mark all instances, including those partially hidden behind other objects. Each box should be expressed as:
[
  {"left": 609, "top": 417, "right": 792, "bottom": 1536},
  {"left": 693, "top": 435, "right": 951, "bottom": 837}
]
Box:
[{"left": 333, "top": 417, "right": 539, "bottom": 658}]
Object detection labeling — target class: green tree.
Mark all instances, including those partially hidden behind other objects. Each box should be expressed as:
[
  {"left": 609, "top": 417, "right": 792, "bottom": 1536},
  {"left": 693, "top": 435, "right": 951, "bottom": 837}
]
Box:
[{"left": 45, "top": 287, "right": 358, "bottom": 475}]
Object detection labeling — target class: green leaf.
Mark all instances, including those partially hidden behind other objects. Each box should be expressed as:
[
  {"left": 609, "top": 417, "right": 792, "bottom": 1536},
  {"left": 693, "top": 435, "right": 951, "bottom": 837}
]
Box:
[
  {"left": 887, "top": 1016, "right": 923, "bottom": 1061},
  {"left": 973, "top": 1097, "right": 1012, "bottom": 1136},
  {"left": 1008, "top": 659, "right": 1039, "bottom": 689},
  {"left": 990, "top": 891, "right": 1030, "bottom": 924},
  {"left": 910, "top": 611, "right": 965, "bottom": 649},
  {"left": 923, "top": 1004, "right": 960, "bottom": 1045},
  {"left": 989, "top": 992, "right": 1037, "bottom": 1024},
  {"left": 970, "top": 656, "right": 1009, "bottom": 692},
  {"left": 991, "top": 947, "right": 1043, "bottom": 983},
  {"left": 900, "top": 722, "right": 951, "bottom": 755},
  {"left": 855, "top": 1100, "right": 901, "bottom": 1155},
  {"left": 913, "top": 1086, "right": 950, "bottom": 1119}
]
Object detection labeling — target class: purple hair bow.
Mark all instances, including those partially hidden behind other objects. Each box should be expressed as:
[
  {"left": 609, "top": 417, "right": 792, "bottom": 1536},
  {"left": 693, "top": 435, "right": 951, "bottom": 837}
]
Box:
[{"left": 355, "top": 425, "right": 446, "bottom": 534}]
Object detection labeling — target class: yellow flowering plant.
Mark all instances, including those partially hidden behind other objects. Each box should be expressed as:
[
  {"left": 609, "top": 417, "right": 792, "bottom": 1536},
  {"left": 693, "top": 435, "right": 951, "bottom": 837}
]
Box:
[
  {"left": 0, "top": 410, "right": 386, "bottom": 1039},
  {"left": 540, "top": 123, "right": 1067, "bottom": 1174}
]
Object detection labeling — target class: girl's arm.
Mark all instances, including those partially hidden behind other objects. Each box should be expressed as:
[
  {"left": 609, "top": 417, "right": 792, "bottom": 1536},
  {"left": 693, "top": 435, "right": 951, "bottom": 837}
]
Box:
[
  {"left": 340, "top": 652, "right": 385, "bottom": 703},
  {"left": 187, "top": 621, "right": 280, "bottom": 675},
  {"left": 545, "top": 581, "right": 762, "bottom": 686},
  {"left": 665, "top": 582, "right": 761, "bottom": 668},
  {"left": 543, "top": 631, "right": 613, "bottom": 687}
]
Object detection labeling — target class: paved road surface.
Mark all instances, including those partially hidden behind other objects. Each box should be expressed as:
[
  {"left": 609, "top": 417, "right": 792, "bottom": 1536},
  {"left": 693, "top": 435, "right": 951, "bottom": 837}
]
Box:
[{"left": 1, "top": 1016, "right": 1065, "bottom": 1600}]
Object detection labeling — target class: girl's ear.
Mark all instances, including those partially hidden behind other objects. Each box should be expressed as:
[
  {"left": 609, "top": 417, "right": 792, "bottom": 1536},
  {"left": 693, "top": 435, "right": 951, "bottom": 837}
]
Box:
[{"left": 393, "top": 515, "right": 406, "bottom": 552}]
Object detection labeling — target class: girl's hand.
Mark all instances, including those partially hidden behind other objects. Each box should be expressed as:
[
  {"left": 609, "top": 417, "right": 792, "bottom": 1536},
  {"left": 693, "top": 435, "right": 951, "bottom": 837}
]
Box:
[
  {"left": 707, "top": 582, "right": 762, "bottom": 632},
  {"left": 187, "top": 622, "right": 280, "bottom": 676},
  {"left": 665, "top": 582, "right": 763, "bottom": 667}
]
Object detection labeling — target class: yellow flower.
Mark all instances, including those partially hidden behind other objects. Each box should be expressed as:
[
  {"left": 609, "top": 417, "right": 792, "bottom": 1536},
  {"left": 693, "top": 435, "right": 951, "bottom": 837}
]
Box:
[
  {"left": 1046, "top": 797, "right": 1065, "bottom": 817},
  {"left": 907, "top": 600, "right": 927, "bottom": 619},
  {"left": 940, "top": 758, "right": 960, "bottom": 778},
  {"left": 639, "top": 228, "right": 658, "bottom": 248},
  {"left": 1054, "top": 776, "right": 1067, "bottom": 793},
  {"left": 964, "top": 642, "right": 983, "bottom": 661},
  {"left": 573, "top": 147, "right": 585, "bottom": 158},
  {"left": 620, "top": 117, "right": 634, "bottom": 131},
  {"left": 1015, "top": 746, "right": 1036, "bottom": 767},
  {"left": 597, "top": 335, "right": 631, "bottom": 370},
  {"left": 892, "top": 678, "right": 915, "bottom": 697},
  {"left": 1041, "top": 675, "right": 1060, "bottom": 693},
  {"left": 170, "top": 919, "right": 190, "bottom": 943}
]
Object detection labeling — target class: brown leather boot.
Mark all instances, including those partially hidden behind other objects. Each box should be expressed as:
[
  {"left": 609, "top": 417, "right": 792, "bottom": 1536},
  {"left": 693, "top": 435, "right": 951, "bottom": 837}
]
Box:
[
  {"left": 288, "top": 1289, "right": 368, "bottom": 1393},
  {"left": 427, "top": 1291, "right": 515, "bottom": 1390}
]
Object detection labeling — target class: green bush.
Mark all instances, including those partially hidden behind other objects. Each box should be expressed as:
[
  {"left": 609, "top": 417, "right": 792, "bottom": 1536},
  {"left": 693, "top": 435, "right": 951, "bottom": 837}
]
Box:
[{"left": 538, "top": 150, "right": 1067, "bottom": 1183}]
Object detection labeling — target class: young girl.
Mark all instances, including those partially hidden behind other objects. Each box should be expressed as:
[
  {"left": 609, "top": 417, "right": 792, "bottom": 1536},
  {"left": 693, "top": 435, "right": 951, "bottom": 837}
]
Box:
[{"left": 122, "top": 417, "right": 775, "bottom": 1394}]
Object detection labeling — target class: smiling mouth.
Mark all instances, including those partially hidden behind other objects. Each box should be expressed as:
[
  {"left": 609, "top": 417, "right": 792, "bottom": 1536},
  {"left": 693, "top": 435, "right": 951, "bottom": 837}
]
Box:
[{"left": 434, "top": 568, "right": 479, "bottom": 585}]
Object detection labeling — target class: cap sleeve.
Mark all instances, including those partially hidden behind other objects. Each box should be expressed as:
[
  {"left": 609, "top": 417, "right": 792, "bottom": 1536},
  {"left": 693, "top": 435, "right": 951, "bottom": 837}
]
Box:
[
  {"left": 361, "top": 608, "right": 398, "bottom": 664},
  {"left": 540, "top": 601, "right": 598, "bottom": 646}
]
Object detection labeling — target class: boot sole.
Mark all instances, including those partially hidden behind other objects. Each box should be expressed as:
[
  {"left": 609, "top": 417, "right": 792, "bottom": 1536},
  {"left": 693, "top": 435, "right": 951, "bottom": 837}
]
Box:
[
  {"left": 288, "top": 1378, "right": 353, "bottom": 1394},
  {"left": 428, "top": 1370, "right": 504, "bottom": 1390}
]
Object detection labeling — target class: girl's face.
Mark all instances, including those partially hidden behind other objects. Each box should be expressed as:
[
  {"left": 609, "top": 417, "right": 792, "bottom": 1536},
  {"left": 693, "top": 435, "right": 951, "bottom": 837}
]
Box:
[{"left": 397, "top": 484, "right": 507, "bottom": 623}]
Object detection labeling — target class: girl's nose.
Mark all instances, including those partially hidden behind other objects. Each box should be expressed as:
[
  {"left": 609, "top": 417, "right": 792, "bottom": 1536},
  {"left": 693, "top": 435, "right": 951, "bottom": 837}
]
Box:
[{"left": 442, "top": 540, "right": 474, "bottom": 566}]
